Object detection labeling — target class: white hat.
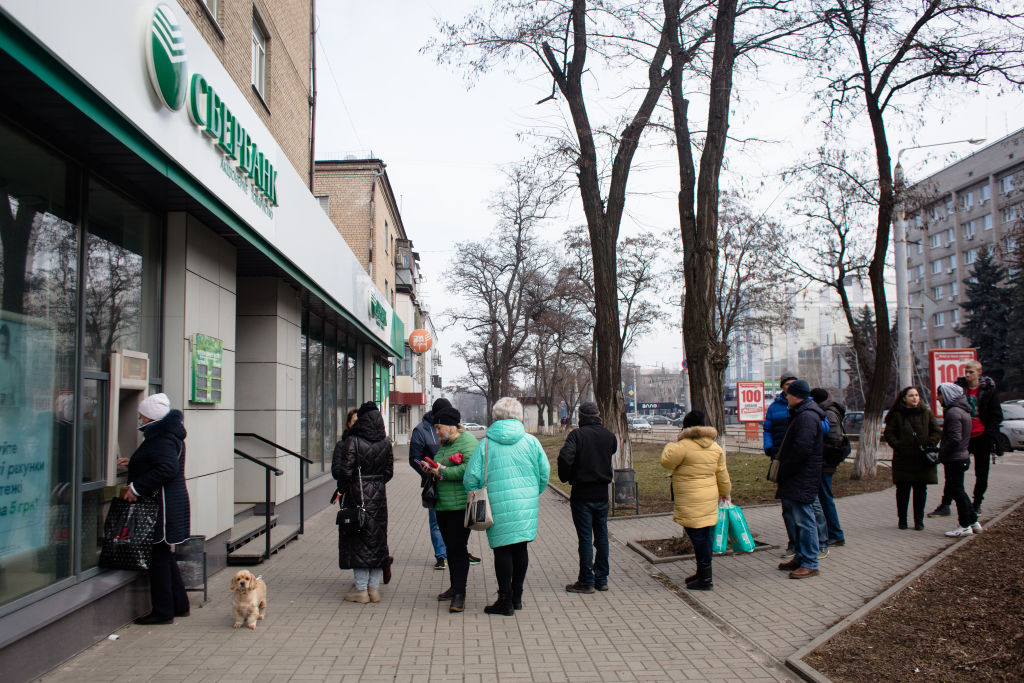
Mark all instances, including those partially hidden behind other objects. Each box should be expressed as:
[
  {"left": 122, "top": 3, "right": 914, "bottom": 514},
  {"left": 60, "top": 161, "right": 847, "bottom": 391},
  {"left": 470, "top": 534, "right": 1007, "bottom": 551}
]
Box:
[{"left": 139, "top": 393, "right": 171, "bottom": 421}]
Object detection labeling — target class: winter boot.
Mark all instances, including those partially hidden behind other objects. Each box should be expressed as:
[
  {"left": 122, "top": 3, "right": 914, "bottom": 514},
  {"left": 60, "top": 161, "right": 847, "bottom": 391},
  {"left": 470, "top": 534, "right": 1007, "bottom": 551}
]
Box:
[
  {"left": 449, "top": 594, "right": 466, "bottom": 613},
  {"left": 484, "top": 593, "right": 515, "bottom": 616},
  {"left": 512, "top": 588, "right": 523, "bottom": 611},
  {"left": 686, "top": 565, "right": 713, "bottom": 591},
  {"left": 684, "top": 567, "right": 699, "bottom": 587}
]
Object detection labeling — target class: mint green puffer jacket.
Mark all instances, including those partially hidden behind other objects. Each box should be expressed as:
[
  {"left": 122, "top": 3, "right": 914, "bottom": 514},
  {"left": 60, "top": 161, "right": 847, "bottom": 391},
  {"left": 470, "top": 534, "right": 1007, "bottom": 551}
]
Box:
[
  {"left": 463, "top": 419, "right": 550, "bottom": 548},
  {"left": 434, "top": 429, "right": 479, "bottom": 512}
]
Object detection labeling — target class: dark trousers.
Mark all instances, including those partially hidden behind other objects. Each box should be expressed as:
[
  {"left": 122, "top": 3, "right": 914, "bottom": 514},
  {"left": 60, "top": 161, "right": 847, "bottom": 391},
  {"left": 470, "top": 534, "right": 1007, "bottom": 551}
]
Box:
[
  {"left": 684, "top": 525, "right": 713, "bottom": 569},
  {"left": 895, "top": 482, "right": 928, "bottom": 524},
  {"left": 942, "top": 461, "right": 978, "bottom": 528},
  {"left": 493, "top": 541, "right": 529, "bottom": 600},
  {"left": 435, "top": 510, "right": 471, "bottom": 593},
  {"left": 149, "top": 542, "right": 189, "bottom": 620},
  {"left": 570, "top": 499, "right": 609, "bottom": 587},
  {"left": 941, "top": 435, "right": 992, "bottom": 506}
]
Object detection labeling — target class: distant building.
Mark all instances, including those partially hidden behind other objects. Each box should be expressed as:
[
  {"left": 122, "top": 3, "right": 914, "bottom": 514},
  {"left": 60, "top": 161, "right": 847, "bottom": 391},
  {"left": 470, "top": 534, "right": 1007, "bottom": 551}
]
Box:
[{"left": 905, "top": 128, "right": 1024, "bottom": 357}]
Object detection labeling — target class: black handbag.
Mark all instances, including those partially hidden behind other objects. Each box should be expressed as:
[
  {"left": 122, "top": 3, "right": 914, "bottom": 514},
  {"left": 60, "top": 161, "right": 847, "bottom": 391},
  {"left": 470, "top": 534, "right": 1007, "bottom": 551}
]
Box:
[
  {"left": 421, "top": 476, "right": 438, "bottom": 509},
  {"left": 336, "top": 442, "right": 369, "bottom": 532},
  {"left": 911, "top": 427, "right": 940, "bottom": 466},
  {"left": 99, "top": 497, "right": 159, "bottom": 570}
]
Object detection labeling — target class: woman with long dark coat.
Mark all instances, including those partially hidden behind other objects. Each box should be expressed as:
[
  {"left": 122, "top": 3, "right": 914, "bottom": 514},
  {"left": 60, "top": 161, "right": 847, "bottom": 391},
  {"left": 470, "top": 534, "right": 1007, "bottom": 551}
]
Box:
[
  {"left": 332, "top": 401, "right": 393, "bottom": 604},
  {"left": 117, "top": 393, "right": 190, "bottom": 625},
  {"left": 883, "top": 386, "right": 940, "bottom": 530}
]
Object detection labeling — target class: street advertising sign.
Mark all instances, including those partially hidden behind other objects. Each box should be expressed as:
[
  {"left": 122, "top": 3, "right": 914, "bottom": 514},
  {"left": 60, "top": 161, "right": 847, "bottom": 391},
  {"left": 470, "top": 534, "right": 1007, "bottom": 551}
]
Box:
[
  {"left": 191, "top": 333, "right": 224, "bottom": 403},
  {"left": 737, "top": 381, "right": 765, "bottom": 423},
  {"left": 929, "top": 348, "right": 976, "bottom": 417}
]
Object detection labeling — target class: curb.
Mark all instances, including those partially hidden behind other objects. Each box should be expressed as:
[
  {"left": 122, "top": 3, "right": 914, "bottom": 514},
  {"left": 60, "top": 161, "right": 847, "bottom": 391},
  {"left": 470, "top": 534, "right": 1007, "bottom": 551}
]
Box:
[
  {"left": 784, "top": 494, "right": 1024, "bottom": 682},
  {"left": 626, "top": 539, "right": 777, "bottom": 564}
]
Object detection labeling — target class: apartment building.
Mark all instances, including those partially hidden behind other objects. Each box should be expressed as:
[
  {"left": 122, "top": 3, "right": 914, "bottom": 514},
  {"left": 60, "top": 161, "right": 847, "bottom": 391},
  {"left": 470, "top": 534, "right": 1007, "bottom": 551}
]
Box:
[
  {"left": 906, "top": 129, "right": 1024, "bottom": 356},
  {"left": 0, "top": 2, "right": 404, "bottom": 676}
]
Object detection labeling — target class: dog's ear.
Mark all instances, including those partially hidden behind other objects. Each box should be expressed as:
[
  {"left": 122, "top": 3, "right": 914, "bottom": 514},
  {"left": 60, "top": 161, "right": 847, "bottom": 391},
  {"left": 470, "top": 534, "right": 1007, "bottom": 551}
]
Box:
[{"left": 230, "top": 575, "right": 238, "bottom": 591}]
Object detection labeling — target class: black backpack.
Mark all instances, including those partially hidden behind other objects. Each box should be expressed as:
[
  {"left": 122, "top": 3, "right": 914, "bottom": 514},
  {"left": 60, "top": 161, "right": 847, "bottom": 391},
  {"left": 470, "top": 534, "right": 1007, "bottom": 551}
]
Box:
[{"left": 823, "top": 408, "right": 852, "bottom": 467}]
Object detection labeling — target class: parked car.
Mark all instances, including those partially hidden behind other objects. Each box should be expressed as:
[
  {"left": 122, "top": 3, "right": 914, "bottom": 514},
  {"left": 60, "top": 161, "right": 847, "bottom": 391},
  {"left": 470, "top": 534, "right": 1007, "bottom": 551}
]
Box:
[
  {"left": 646, "top": 415, "right": 672, "bottom": 425},
  {"left": 462, "top": 422, "right": 485, "bottom": 432},
  {"left": 843, "top": 411, "right": 863, "bottom": 435},
  {"left": 628, "top": 417, "right": 652, "bottom": 433},
  {"left": 998, "top": 401, "right": 1024, "bottom": 453}
]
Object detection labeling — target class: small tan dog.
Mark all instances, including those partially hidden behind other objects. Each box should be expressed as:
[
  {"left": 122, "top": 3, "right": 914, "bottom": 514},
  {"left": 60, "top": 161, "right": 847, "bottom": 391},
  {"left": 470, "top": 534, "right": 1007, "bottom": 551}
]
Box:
[{"left": 229, "top": 570, "right": 267, "bottom": 629}]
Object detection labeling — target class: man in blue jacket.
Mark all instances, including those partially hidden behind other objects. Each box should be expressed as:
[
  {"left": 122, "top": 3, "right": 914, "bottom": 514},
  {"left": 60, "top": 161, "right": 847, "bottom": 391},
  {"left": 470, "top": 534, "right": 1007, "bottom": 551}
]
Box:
[
  {"left": 410, "top": 398, "right": 480, "bottom": 569},
  {"left": 775, "top": 380, "right": 826, "bottom": 579}
]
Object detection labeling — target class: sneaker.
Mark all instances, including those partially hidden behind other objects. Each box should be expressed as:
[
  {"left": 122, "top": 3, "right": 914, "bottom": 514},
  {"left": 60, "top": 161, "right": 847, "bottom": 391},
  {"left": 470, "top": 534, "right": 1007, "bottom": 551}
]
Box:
[
  {"left": 433, "top": 558, "right": 447, "bottom": 571},
  {"left": 565, "top": 582, "right": 595, "bottom": 594},
  {"left": 817, "top": 547, "right": 830, "bottom": 560},
  {"left": 970, "top": 521, "right": 983, "bottom": 534},
  {"left": 467, "top": 553, "right": 481, "bottom": 565},
  {"left": 944, "top": 526, "right": 973, "bottom": 537},
  {"left": 927, "top": 505, "right": 951, "bottom": 518}
]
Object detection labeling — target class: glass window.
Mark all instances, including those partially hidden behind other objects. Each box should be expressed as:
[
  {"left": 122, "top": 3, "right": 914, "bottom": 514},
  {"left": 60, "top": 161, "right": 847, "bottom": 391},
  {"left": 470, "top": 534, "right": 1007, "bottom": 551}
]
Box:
[
  {"left": 0, "top": 120, "right": 78, "bottom": 605},
  {"left": 983, "top": 214, "right": 993, "bottom": 231},
  {"left": 931, "top": 259, "right": 942, "bottom": 274},
  {"left": 201, "top": 0, "right": 218, "bottom": 20},
  {"left": 932, "top": 286, "right": 944, "bottom": 299},
  {"left": 981, "top": 185, "right": 991, "bottom": 201},
  {"left": 963, "top": 191, "right": 973, "bottom": 209},
  {"left": 323, "top": 324, "right": 336, "bottom": 460},
  {"left": 83, "top": 180, "right": 161, "bottom": 373},
  {"left": 949, "top": 255, "right": 957, "bottom": 270},
  {"left": 1002, "top": 205, "right": 1017, "bottom": 223},
  {"left": 1001, "top": 174, "right": 1014, "bottom": 195},
  {"left": 951, "top": 281, "right": 959, "bottom": 296},
  {"left": 963, "top": 221, "right": 975, "bottom": 239},
  {"left": 306, "top": 314, "right": 323, "bottom": 473},
  {"left": 934, "top": 312, "right": 944, "bottom": 327},
  {"left": 251, "top": 17, "right": 267, "bottom": 98},
  {"left": 930, "top": 234, "right": 941, "bottom": 248}
]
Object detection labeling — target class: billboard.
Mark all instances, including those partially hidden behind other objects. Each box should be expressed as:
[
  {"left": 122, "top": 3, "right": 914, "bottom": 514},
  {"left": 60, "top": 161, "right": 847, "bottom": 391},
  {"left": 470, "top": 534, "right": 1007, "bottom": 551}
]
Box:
[
  {"left": 736, "top": 381, "right": 765, "bottom": 423},
  {"left": 929, "top": 348, "right": 976, "bottom": 417}
]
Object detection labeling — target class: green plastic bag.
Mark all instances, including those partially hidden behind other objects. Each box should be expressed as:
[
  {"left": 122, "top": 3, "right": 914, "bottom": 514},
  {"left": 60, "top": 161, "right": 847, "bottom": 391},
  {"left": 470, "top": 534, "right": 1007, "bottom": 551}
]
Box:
[
  {"left": 712, "top": 506, "right": 729, "bottom": 554},
  {"left": 726, "top": 504, "right": 756, "bottom": 552}
]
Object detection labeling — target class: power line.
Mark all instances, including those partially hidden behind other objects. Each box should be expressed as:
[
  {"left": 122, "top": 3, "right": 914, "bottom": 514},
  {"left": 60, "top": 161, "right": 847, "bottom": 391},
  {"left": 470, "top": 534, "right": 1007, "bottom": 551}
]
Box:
[{"left": 315, "top": 32, "right": 364, "bottom": 151}]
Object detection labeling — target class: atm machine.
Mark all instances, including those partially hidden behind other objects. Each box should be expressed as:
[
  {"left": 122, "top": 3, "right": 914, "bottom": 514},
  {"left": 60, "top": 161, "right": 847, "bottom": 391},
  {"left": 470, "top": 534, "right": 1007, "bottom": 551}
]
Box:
[{"left": 105, "top": 350, "right": 149, "bottom": 485}]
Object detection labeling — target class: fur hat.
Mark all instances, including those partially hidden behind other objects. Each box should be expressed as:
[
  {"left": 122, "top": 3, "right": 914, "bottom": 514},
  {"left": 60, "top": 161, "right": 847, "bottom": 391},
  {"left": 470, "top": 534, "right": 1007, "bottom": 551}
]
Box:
[
  {"left": 433, "top": 406, "right": 461, "bottom": 427},
  {"left": 139, "top": 393, "right": 171, "bottom": 421}
]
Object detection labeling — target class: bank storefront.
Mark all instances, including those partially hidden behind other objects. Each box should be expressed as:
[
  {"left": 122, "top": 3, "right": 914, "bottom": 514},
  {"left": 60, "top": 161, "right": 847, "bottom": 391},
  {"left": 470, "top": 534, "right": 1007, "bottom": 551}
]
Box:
[{"left": 0, "top": 2, "right": 402, "bottom": 676}]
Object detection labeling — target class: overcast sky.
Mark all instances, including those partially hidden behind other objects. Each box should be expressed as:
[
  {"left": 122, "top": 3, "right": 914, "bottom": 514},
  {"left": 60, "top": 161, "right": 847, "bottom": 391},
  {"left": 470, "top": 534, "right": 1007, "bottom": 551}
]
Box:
[{"left": 313, "top": 2, "right": 1024, "bottom": 387}]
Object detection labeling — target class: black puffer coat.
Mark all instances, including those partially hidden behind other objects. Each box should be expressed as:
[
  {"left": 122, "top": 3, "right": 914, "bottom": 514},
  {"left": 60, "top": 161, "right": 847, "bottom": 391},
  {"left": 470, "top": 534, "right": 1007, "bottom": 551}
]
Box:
[
  {"left": 332, "top": 407, "right": 393, "bottom": 569},
  {"left": 127, "top": 409, "right": 190, "bottom": 545},
  {"left": 775, "top": 399, "right": 825, "bottom": 504},
  {"left": 883, "top": 404, "right": 940, "bottom": 485},
  {"left": 557, "top": 415, "right": 616, "bottom": 502}
]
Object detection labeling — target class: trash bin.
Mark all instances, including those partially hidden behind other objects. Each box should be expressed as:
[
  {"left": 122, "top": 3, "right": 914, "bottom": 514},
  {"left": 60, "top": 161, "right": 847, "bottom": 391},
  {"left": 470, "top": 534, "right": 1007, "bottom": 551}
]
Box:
[
  {"left": 613, "top": 468, "right": 638, "bottom": 515},
  {"left": 174, "top": 535, "right": 207, "bottom": 603}
]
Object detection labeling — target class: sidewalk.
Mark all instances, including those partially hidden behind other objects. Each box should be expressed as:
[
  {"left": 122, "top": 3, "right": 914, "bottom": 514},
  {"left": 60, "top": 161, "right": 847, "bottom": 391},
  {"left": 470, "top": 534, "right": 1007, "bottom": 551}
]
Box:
[{"left": 41, "top": 450, "right": 1024, "bottom": 682}]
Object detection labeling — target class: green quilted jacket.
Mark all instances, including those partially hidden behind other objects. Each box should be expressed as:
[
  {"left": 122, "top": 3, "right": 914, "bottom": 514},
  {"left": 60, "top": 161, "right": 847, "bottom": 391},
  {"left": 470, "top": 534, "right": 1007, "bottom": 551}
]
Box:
[{"left": 434, "top": 429, "right": 479, "bottom": 511}]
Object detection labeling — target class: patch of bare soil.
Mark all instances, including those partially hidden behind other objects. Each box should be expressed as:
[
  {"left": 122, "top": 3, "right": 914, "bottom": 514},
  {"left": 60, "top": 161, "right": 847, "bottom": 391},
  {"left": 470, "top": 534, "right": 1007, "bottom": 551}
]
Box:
[
  {"left": 638, "top": 536, "right": 772, "bottom": 558},
  {"left": 805, "top": 504, "right": 1024, "bottom": 682}
]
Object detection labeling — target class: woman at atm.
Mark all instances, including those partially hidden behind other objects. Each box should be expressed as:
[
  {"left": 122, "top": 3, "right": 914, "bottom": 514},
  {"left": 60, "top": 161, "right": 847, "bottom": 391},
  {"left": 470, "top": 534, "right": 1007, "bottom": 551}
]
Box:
[{"left": 116, "top": 393, "right": 191, "bottom": 625}]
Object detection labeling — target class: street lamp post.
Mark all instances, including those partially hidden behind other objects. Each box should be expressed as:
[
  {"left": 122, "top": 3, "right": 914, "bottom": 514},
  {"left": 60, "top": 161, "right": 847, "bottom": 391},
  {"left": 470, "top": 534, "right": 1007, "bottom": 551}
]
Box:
[{"left": 892, "top": 138, "right": 985, "bottom": 388}]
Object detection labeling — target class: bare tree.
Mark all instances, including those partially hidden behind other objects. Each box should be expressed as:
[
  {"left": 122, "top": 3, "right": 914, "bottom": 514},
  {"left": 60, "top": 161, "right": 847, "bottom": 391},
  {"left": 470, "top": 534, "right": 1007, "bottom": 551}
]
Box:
[
  {"left": 428, "top": 0, "right": 680, "bottom": 468},
  {"left": 444, "top": 166, "right": 557, "bottom": 420},
  {"left": 794, "top": 0, "right": 1024, "bottom": 476}
]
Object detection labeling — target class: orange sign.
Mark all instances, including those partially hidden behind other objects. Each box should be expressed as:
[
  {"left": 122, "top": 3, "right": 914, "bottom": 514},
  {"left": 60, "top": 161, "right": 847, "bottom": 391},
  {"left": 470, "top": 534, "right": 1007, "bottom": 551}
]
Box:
[{"left": 408, "top": 329, "right": 433, "bottom": 353}]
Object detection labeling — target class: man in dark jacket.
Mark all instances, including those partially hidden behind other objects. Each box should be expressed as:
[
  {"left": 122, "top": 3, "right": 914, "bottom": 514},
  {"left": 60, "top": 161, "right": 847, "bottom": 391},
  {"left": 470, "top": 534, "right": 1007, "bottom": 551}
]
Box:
[
  {"left": 558, "top": 401, "right": 616, "bottom": 593},
  {"left": 936, "top": 383, "right": 981, "bottom": 537},
  {"left": 776, "top": 380, "right": 826, "bottom": 579},
  {"left": 931, "top": 360, "right": 1003, "bottom": 516},
  {"left": 810, "top": 388, "right": 848, "bottom": 546},
  {"left": 410, "top": 398, "right": 449, "bottom": 570}
]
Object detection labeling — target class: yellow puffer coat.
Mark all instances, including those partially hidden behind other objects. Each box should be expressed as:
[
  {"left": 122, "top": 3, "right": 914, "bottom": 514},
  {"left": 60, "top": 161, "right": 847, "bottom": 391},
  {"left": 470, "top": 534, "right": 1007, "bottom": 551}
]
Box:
[{"left": 660, "top": 426, "right": 731, "bottom": 529}]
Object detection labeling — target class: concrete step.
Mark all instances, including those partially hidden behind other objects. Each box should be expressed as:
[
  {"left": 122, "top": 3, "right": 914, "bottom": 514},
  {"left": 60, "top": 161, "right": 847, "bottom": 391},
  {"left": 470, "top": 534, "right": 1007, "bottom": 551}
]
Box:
[
  {"left": 226, "top": 524, "right": 300, "bottom": 565},
  {"left": 226, "top": 514, "right": 278, "bottom": 553},
  {"left": 233, "top": 503, "right": 255, "bottom": 521}
]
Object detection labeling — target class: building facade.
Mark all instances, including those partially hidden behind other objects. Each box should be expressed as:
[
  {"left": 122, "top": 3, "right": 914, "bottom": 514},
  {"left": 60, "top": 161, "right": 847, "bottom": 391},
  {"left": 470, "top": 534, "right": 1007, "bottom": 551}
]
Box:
[
  {"left": 0, "top": 2, "right": 404, "bottom": 677},
  {"left": 906, "top": 129, "right": 1024, "bottom": 357}
]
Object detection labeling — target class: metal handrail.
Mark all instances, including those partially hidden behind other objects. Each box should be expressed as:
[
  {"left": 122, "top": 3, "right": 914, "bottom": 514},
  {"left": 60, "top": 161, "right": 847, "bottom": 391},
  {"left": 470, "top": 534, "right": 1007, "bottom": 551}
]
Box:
[
  {"left": 235, "top": 433, "right": 313, "bottom": 534},
  {"left": 234, "top": 448, "right": 282, "bottom": 561}
]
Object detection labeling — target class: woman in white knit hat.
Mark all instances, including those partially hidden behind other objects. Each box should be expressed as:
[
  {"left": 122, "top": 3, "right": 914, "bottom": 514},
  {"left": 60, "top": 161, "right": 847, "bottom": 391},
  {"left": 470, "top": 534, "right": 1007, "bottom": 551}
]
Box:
[{"left": 115, "top": 393, "right": 191, "bottom": 624}]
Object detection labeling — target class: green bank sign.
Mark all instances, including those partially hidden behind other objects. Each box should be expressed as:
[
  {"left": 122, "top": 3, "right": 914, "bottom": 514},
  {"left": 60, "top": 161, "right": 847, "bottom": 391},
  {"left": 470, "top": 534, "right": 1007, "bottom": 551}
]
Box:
[{"left": 145, "top": 4, "right": 278, "bottom": 212}]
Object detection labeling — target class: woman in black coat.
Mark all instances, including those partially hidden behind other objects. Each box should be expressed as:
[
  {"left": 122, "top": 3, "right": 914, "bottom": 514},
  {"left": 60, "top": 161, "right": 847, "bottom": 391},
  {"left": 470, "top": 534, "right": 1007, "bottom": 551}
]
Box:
[
  {"left": 332, "top": 401, "right": 393, "bottom": 604},
  {"left": 883, "top": 386, "right": 940, "bottom": 530},
  {"left": 116, "top": 393, "right": 190, "bottom": 625}
]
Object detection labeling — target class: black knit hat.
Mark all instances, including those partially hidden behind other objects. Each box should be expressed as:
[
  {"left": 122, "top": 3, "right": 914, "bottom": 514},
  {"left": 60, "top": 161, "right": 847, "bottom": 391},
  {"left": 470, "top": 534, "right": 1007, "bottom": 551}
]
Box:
[
  {"left": 433, "top": 406, "right": 461, "bottom": 427},
  {"left": 357, "top": 400, "right": 378, "bottom": 417},
  {"left": 809, "top": 388, "right": 829, "bottom": 404},
  {"left": 780, "top": 373, "right": 798, "bottom": 387},
  {"left": 786, "top": 380, "right": 811, "bottom": 399},
  {"left": 682, "top": 410, "right": 706, "bottom": 428},
  {"left": 579, "top": 401, "right": 600, "bottom": 417},
  {"left": 431, "top": 397, "right": 452, "bottom": 413}
]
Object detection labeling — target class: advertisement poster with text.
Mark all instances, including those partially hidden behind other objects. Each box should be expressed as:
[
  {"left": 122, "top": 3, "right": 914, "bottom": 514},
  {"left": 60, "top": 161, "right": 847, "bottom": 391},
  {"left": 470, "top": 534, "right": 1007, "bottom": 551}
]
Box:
[
  {"left": 737, "top": 381, "right": 765, "bottom": 423},
  {"left": 929, "top": 348, "right": 976, "bottom": 417}
]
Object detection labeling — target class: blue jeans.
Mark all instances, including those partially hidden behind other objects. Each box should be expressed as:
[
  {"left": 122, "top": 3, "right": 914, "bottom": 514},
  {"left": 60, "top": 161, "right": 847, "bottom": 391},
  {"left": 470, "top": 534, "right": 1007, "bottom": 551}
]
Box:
[
  {"left": 429, "top": 508, "right": 446, "bottom": 559},
  {"left": 353, "top": 568, "right": 382, "bottom": 589},
  {"left": 781, "top": 498, "right": 819, "bottom": 569},
  {"left": 819, "top": 472, "right": 845, "bottom": 543},
  {"left": 685, "top": 525, "right": 713, "bottom": 569},
  {"left": 784, "top": 497, "right": 828, "bottom": 549},
  {"left": 570, "top": 499, "right": 609, "bottom": 586}
]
